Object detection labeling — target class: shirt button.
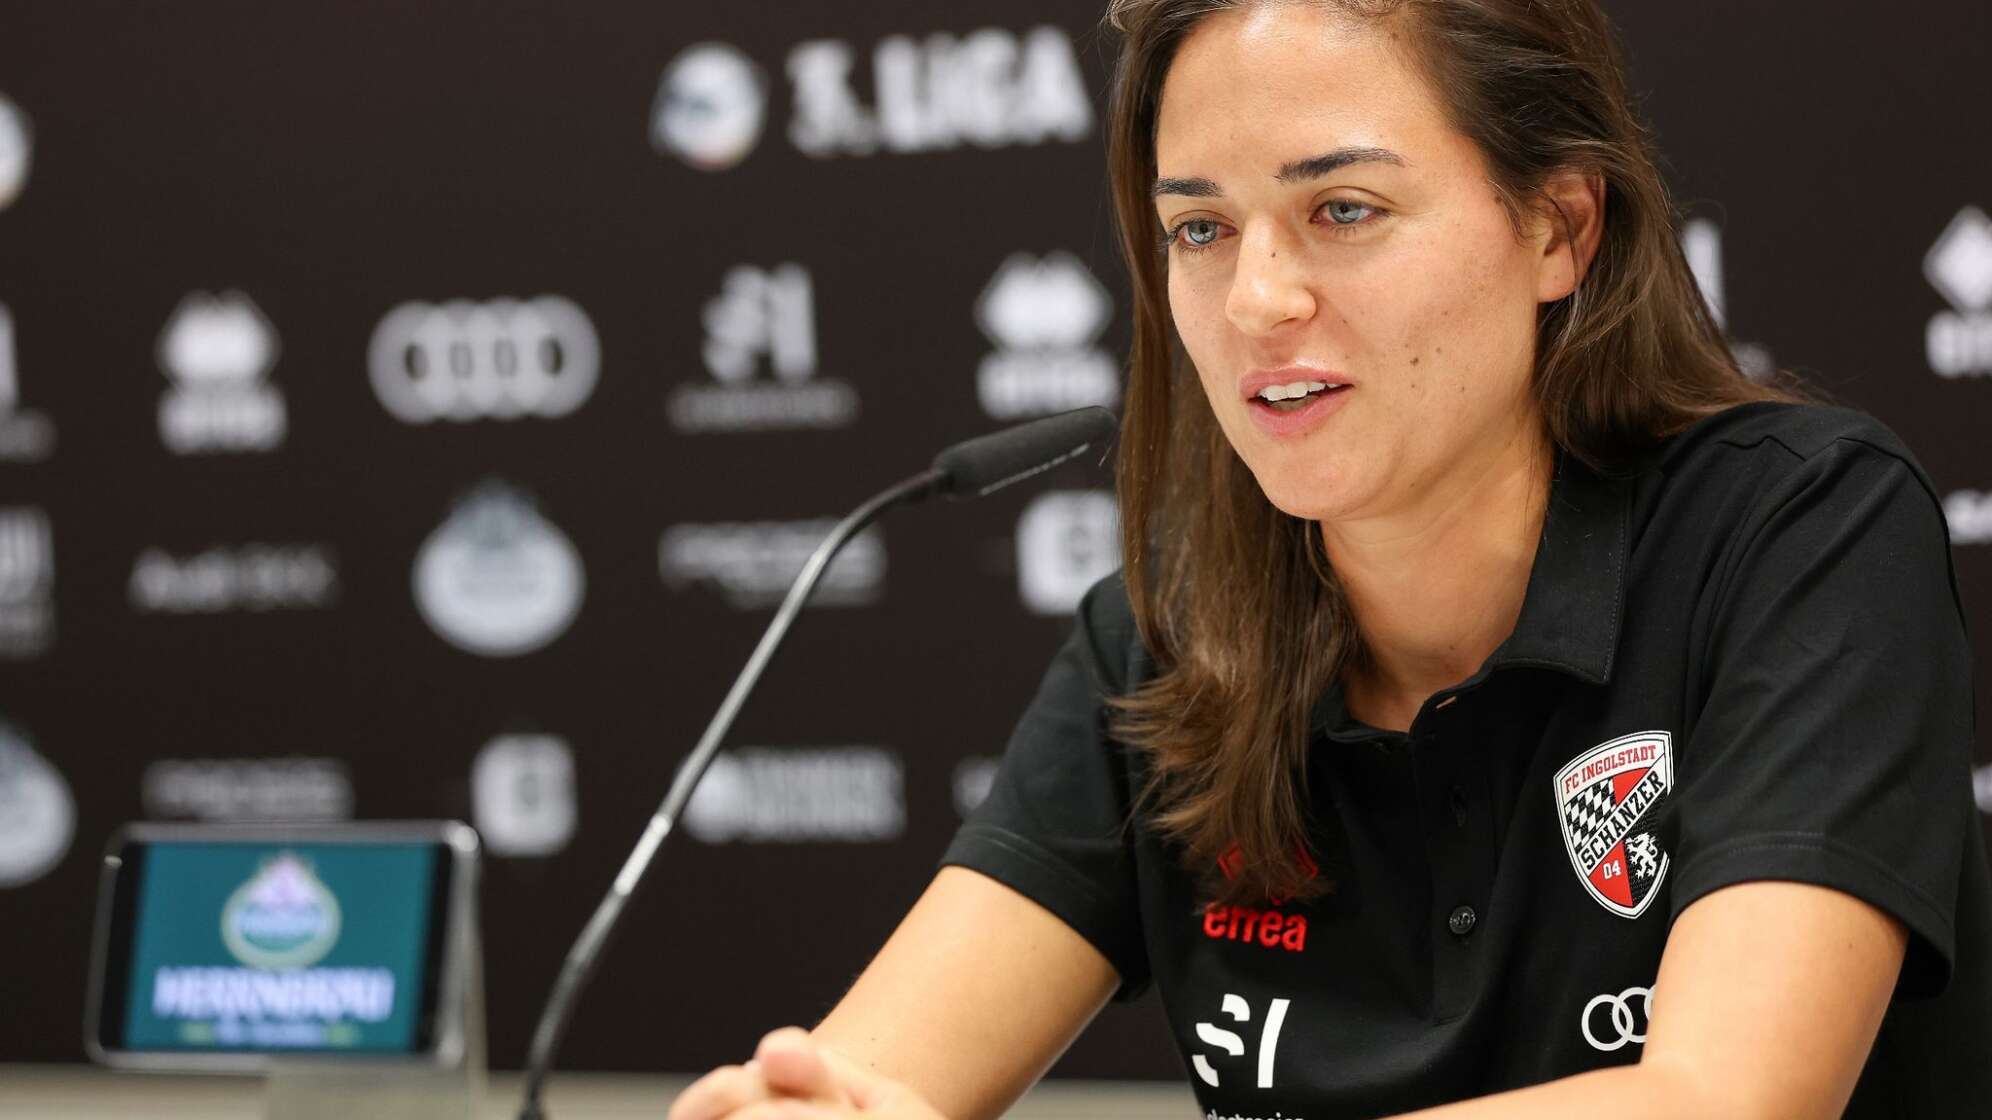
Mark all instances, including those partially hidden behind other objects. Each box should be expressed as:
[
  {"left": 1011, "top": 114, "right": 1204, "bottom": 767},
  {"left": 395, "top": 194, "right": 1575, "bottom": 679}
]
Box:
[{"left": 1447, "top": 905, "right": 1478, "bottom": 937}]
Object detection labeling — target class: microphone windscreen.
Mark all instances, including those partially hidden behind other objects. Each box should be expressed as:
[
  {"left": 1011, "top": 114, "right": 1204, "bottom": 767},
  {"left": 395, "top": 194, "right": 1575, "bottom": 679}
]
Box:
[{"left": 931, "top": 406, "right": 1117, "bottom": 499}]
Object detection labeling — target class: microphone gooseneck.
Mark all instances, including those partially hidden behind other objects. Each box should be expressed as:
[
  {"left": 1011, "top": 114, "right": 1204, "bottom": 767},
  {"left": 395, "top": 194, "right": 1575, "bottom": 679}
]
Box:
[{"left": 516, "top": 408, "right": 1115, "bottom": 1119}]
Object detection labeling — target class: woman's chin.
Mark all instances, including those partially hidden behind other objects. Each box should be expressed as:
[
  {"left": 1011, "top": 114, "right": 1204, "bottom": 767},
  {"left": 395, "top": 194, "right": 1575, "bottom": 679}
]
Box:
[{"left": 1239, "top": 454, "right": 1363, "bottom": 521}]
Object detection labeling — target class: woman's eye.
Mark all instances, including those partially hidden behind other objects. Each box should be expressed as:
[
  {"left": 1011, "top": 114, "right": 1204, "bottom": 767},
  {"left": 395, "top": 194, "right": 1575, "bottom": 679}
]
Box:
[
  {"left": 1322, "top": 199, "right": 1376, "bottom": 226},
  {"left": 1180, "top": 219, "right": 1223, "bottom": 248}
]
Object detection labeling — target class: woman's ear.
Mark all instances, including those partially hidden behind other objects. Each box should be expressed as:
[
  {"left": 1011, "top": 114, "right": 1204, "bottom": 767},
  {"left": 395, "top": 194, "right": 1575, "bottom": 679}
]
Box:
[{"left": 1533, "top": 170, "right": 1607, "bottom": 304}]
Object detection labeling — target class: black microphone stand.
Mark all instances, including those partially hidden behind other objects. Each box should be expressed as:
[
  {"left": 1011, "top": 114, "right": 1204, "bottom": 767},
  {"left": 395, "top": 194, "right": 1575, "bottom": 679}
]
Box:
[{"left": 515, "top": 467, "right": 947, "bottom": 1120}]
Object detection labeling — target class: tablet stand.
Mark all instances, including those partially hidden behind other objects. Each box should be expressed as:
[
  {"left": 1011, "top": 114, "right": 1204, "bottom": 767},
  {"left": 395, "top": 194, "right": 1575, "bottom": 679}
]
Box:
[{"left": 261, "top": 888, "right": 486, "bottom": 1120}]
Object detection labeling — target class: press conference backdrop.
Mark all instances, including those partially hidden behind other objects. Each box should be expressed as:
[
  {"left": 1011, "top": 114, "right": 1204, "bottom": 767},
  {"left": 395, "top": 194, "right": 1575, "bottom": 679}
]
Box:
[{"left": 0, "top": 0, "right": 1988, "bottom": 1079}]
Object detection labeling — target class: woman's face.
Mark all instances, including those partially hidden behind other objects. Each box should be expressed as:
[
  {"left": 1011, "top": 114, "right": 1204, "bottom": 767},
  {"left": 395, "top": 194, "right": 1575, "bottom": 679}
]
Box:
[{"left": 1154, "top": 4, "right": 1570, "bottom": 523}]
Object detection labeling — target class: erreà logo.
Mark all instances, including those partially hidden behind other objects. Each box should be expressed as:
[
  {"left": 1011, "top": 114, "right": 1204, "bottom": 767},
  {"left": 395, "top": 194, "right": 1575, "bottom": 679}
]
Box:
[
  {"left": 1926, "top": 205, "right": 1992, "bottom": 378},
  {"left": 1200, "top": 843, "right": 1315, "bottom": 953},
  {"left": 220, "top": 853, "right": 342, "bottom": 970}
]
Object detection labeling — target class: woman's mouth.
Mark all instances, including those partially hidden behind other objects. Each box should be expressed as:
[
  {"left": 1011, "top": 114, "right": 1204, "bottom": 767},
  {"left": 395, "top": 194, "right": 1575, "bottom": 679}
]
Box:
[{"left": 1251, "top": 379, "right": 1351, "bottom": 413}]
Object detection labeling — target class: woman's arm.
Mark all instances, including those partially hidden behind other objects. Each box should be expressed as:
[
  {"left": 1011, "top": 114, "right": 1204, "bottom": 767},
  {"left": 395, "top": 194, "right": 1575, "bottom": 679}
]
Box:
[
  {"left": 1388, "top": 878, "right": 1908, "bottom": 1120},
  {"left": 668, "top": 864, "right": 1121, "bottom": 1120},
  {"left": 700, "top": 878, "right": 1907, "bottom": 1120}
]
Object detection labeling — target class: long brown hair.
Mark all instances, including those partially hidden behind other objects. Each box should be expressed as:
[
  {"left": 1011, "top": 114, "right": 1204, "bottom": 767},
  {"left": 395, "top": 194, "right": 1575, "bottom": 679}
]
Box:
[{"left": 1102, "top": 0, "right": 1799, "bottom": 907}]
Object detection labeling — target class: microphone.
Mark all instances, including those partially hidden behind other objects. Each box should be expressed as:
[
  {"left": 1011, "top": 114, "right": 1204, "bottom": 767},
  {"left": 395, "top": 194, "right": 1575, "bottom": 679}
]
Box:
[{"left": 516, "top": 406, "right": 1116, "bottom": 1119}]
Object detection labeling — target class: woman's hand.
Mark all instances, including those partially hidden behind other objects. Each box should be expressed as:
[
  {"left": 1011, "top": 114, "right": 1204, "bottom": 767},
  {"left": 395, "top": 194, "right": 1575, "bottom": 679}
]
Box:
[{"left": 668, "top": 1027, "right": 951, "bottom": 1120}]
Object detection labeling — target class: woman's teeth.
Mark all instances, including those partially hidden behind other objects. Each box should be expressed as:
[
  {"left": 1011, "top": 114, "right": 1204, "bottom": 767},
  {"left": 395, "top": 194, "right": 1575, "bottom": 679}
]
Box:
[{"left": 1254, "top": 381, "right": 1342, "bottom": 411}]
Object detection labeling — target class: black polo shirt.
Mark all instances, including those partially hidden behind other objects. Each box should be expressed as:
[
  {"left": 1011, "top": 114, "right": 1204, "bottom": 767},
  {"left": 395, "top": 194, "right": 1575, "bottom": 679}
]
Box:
[{"left": 943, "top": 402, "right": 1992, "bottom": 1117}]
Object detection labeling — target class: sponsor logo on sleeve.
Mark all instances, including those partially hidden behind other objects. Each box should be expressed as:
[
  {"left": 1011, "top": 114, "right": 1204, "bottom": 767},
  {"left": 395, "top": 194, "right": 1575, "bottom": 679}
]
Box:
[
  {"left": 0, "top": 304, "right": 56, "bottom": 461},
  {"left": 0, "top": 721, "right": 73, "bottom": 887},
  {"left": 1926, "top": 205, "right": 1992, "bottom": 378},
  {"left": 0, "top": 94, "right": 29, "bottom": 210},
  {"left": 651, "top": 43, "right": 768, "bottom": 170},
  {"left": 156, "top": 292, "right": 286, "bottom": 454},
  {"left": 413, "top": 483, "right": 584, "bottom": 656},
  {"left": 1554, "top": 731, "right": 1673, "bottom": 919},
  {"left": 368, "top": 296, "right": 599, "bottom": 424}
]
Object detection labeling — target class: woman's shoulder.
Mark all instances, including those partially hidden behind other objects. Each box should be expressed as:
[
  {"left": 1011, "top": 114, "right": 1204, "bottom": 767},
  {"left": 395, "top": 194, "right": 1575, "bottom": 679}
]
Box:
[
  {"left": 1071, "top": 571, "right": 1151, "bottom": 696},
  {"left": 1635, "top": 400, "right": 1952, "bottom": 567},
  {"left": 1655, "top": 400, "right": 1929, "bottom": 482}
]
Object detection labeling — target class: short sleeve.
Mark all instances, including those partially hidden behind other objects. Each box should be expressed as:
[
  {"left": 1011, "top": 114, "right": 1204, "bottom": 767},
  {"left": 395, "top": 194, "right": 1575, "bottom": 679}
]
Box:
[
  {"left": 1669, "top": 440, "right": 1976, "bottom": 998},
  {"left": 940, "top": 578, "right": 1151, "bottom": 1001}
]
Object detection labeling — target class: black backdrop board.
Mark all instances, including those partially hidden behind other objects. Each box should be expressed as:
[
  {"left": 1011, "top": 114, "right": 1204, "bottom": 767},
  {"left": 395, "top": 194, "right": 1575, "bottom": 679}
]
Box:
[{"left": 0, "top": 0, "right": 1986, "bottom": 1081}]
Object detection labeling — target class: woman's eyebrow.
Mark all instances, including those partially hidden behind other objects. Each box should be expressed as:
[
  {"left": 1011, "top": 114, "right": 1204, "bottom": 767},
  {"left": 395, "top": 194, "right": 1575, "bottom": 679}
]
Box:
[
  {"left": 1152, "top": 146, "right": 1409, "bottom": 198},
  {"left": 1276, "top": 146, "right": 1407, "bottom": 182}
]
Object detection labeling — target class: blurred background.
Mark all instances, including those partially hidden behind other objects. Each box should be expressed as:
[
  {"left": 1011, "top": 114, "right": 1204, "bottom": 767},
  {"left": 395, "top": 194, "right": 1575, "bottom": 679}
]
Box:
[{"left": 0, "top": 0, "right": 1988, "bottom": 1101}]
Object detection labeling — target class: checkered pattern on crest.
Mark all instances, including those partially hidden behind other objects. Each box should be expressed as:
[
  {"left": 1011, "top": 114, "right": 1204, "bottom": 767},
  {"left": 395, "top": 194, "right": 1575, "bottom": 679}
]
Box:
[{"left": 1562, "top": 781, "right": 1617, "bottom": 846}]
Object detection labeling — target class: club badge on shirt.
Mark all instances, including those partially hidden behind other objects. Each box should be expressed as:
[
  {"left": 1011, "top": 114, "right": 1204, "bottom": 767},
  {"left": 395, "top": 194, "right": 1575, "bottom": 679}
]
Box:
[{"left": 1554, "top": 730, "right": 1673, "bottom": 918}]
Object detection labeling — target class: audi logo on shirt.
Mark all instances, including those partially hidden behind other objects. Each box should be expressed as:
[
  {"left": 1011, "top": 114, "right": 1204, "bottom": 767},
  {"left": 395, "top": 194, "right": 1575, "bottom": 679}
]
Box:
[{"left": 367, "top": 295, "right": 600, "bottom": 424}]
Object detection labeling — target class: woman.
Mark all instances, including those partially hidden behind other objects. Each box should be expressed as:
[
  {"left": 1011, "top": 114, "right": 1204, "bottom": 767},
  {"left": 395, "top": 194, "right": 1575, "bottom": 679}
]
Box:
[{"left": 671, "top": 0, "right": 1992, "bottom": 1116}]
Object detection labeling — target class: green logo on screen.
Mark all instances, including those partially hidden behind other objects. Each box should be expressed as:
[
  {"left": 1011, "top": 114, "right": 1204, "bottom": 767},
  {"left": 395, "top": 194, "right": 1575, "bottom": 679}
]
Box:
[{"left": 219, "top": 853, "right": 342, "bottom": 970}]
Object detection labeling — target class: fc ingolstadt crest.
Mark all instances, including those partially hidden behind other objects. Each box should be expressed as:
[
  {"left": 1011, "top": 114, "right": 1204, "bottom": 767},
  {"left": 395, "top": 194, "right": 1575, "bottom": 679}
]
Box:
[{"left": 1554, "top": 731, "right": 1673, "bottom": 919}]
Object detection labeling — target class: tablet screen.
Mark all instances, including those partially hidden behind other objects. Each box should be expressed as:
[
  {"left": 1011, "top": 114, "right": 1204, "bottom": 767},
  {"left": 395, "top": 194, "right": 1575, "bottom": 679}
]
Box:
[{"left": 112, "top": 839, "right": 445, "bottom": 1054}]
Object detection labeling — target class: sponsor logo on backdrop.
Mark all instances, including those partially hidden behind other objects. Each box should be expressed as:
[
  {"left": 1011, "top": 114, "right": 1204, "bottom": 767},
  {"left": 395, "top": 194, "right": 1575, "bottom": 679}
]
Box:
[
  {"left": 143, "top": 758, "right": 354, "bottom": 822},
  {"left": 651, "top": 43, "right": 768, "bottom": 170},
  {"left": 1974, "top": 764, "right": 1992, "bottom": 815},
  {"left": 952, "top": 755, "right": 999, "bottom": 819},
  {"left": 1555, "top": 731, "right": 1673, "bottom": 919},
  {"left": 1681, "top": 218, "right": 1774, "bottom": 381},
  {"left": 221, "top": 854, "right": 343, "bottom": 970},
  {"left": 1189, "top": 992, "right": 1293, "bottom": 1090},
  {"left": 788, "top": 26, "right": 1091, "bottom": 158},
  {"left": 659, "top": 520, "right": 884, "bottom": 609},
  {"left": 0, "top": 721, "right": 73, "bottom": 887},
  {"left": 0, "top": 304, "right": 55, "bottom": 461},
  {"left": 1947, "top": 491, "right": 1992, "bottom": 546},
  {"left": 154, "top": 855, "right": 395, "bottom": 1036},
  {"left": 0, "top": 508, "right": 53, "bottom": 658},
  {"left": 129, "top": 545, "right": 338, "bottom": 613},
  {"left": 156, "top": 291, "right": 286, "bottom": 454},
  {"left": 414, "top": 483, "right": 584, "bottom": 657},
  {"left": 472, "top": 733, "right": 576, "bottom": 857},
  {"left": 368, "top": 296, "right": 600, "bottom": 424},
  {"left": 1016, "top": 490, "right": 1118, "bottom": 615},
  {"left": 0, "top": 94, "right": 28, "bottom": 209},
  {"left": 975, "top": 252, "right": 1118, "bottom": 419},
  {"left": 683, "top": 747, "right": 904, "bottom": 843},
  {"left": 668, "top": 263, "right": 857, "bottom": 432},
  {"left": 1927, "top": 205, "right": 1992, "bottom": 378}
]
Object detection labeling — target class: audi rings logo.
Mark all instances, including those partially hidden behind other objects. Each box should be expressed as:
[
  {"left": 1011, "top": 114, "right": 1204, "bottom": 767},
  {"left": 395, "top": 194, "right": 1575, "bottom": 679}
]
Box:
[
  {"left": 368, "top": 296, "right": 599, "bottom": 424},
  {"left": 1580, "top": 985, "right": 1652, "bottom": 1052}
]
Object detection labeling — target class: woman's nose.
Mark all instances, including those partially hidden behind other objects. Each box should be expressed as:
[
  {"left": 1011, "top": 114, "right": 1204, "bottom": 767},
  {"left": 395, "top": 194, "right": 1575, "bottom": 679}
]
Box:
[{"left": 1224, "top": 225, "right": 1316, "bottom": 336}]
